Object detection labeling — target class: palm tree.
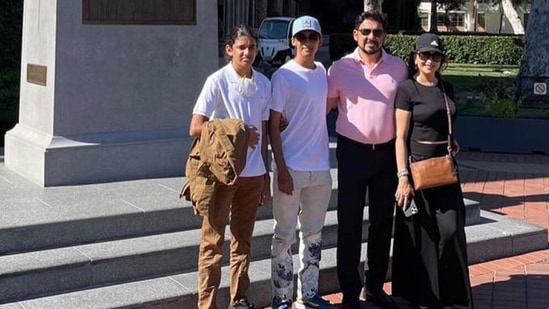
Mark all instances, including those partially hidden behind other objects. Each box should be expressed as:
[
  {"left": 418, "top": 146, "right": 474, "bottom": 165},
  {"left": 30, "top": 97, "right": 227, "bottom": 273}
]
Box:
[
  {"left": 518, "top": 0, "right": 549, "bottom": 105},
  {"left": 501, "top": 0, "right": 527, "bottom": 34},
  {"left": 480, "top": 0, "right": 529, "bottom": 34}
]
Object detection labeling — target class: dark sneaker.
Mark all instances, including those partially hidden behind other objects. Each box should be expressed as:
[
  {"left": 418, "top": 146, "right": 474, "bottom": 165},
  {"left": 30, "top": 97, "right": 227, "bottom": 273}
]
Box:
[
  {"left": 295, "top": 295, "right": 337, "bottom": 309},
  {"left": 341, "top": 301, "right": 361, "bottom": 309},
  {"left": 364, "top": 289, "right": 397, "bottom": 308},
  {"left": 228, "top": 299, "right": 255, "bottom": 309}
]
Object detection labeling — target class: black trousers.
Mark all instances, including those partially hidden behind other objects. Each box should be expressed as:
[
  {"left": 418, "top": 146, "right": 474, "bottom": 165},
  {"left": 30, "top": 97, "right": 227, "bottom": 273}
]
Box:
[{"left": 336, "top": 135, "right": 397, "bottom": 304}]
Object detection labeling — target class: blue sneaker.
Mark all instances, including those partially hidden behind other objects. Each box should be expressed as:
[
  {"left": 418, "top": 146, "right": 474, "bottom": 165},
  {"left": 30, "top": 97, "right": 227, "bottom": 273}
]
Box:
[
  {"left": 275, "top": 301, "right": 292, "bottom": 309},
  {"left": 295, "top": 295, "right": 337, "bottom": 309}
]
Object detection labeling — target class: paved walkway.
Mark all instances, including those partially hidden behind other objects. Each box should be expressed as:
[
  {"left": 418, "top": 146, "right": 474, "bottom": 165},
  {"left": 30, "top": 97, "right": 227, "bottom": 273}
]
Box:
[{"left": 262, "top": 152, "right": 549, "bottom": 309}]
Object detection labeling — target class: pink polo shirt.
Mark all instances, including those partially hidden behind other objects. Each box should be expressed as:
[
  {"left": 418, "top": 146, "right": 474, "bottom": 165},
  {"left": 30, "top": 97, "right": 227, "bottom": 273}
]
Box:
[{"left": 327, "top": 48, "right": 408, "bottom": 144}]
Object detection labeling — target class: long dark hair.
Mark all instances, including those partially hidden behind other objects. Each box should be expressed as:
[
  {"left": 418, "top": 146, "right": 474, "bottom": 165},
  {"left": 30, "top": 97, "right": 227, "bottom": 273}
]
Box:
[{"left": 224, "top": 24, "right": 258, "bottom": 62}]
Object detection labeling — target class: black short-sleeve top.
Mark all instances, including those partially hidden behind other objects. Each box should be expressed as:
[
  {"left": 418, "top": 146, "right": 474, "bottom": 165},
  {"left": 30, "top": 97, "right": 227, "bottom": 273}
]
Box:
[{"left": 394, "top": 78, "right": 457, "bottom": 156}]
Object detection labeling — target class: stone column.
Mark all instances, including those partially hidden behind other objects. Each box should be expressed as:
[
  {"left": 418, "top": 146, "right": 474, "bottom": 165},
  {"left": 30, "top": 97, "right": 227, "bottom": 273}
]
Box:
[{"left": 5, "top": 0, "right": 217, "bottom": 186}]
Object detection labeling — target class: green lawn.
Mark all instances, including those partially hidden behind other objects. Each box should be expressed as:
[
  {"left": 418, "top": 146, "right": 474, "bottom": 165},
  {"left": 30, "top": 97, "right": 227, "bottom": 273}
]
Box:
[
  {"left": 444, "top": 63, "right": 518, "bottom": 91},
  {"left": 442, "top": 64, "right": 549, "bottom": 118}
]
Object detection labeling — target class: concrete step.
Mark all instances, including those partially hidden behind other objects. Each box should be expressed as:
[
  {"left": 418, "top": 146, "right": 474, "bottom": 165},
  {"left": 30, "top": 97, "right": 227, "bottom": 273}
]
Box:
[
  {"left": 1, "top": 209, "right": 545, "bottom": 309},
  {"left": 0, "top": 198, "right": 482, "bottom": 303},
  {"left": 0, "top": 170, "right": 339, "bottom": 255},
  {"left": 0, "top": 198, "right": 505, "bottom": 305},
  {"left": 0, "top": 175, "right": 193, "bottom": 254},
  {"left": 0, "top": 208, "right": 367, "bottom": 303},
  {"left": 3, "top": 157, "right": 487, "bottom": 256}
]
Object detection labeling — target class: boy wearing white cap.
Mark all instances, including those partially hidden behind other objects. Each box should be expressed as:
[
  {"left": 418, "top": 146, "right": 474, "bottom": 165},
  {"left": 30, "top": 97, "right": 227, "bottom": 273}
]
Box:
[{"left": 269, "top": 16, "right": 336, "bottom": 309}]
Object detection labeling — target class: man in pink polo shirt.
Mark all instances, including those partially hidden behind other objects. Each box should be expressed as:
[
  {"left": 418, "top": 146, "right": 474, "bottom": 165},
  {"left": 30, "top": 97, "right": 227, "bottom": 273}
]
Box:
[{"left": 327, "top": 10, "right": 408, "bottom": 309}]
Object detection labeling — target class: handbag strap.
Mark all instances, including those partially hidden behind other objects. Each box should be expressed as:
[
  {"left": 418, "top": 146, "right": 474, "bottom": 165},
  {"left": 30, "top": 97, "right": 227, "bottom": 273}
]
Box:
[{"left": 440, "top": 81, "right": 453, "bottom": 154}]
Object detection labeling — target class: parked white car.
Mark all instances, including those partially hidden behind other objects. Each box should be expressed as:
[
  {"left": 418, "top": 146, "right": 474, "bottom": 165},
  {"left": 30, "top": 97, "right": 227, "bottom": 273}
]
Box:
[{"left": 257, "top": 17, "right": 295, "bottom": 66}]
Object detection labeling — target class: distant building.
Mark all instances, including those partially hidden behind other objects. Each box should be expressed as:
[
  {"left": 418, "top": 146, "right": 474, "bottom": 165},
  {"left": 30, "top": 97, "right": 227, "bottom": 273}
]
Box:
[
  {"left": 216, "top": 0, "right": 530, "bottom": 37},
  {"left": 418, "top": 1, "right": 530, "bottom": 34},
  {"left": 216, "top": 0, "right": 363, "bottom": 39}
]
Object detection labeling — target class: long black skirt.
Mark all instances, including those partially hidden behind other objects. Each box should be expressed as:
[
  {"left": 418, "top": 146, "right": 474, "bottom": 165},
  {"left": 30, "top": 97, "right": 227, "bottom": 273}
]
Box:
[{"left": 391, "top": 181, "right": 474, "bottom": 309}]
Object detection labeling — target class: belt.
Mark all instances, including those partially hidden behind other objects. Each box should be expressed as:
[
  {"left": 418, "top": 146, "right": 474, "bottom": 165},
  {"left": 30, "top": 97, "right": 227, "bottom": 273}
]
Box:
[{"left": 339, "top": 135, "right": 395, "bottom": 150}]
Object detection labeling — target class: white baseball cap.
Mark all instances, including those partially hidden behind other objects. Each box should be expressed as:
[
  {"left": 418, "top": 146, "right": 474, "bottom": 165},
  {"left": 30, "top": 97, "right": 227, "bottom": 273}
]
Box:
[{"left": 291, "top": 15, "right": 321, "bottom": 37}]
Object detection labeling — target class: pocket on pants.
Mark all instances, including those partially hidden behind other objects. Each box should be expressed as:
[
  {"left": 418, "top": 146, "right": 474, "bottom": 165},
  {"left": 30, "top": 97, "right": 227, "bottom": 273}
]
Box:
[{"left": 191, "top": 176, "right": 218, "bottom": 216}]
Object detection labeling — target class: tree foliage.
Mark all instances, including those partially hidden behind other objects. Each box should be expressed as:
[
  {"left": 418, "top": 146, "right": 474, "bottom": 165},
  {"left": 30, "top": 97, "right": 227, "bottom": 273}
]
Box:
[
  {"left": 437, "top": 0, "right": 463, "bottom": 29},
  {"left": 364, "top": 0, "right": 384, "bottom": 11},
  {"left": 382, "top": 0, "right": 421, "bottom": 32}
]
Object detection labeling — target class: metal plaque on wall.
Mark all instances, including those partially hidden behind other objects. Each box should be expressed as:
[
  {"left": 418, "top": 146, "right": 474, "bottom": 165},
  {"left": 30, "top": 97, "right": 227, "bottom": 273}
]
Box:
[
  {"left": 27, "top": 64, "right": 47, "bottom": 86},
  {"left": 82, "top": 0, "right": 196, "bottom": 25}
]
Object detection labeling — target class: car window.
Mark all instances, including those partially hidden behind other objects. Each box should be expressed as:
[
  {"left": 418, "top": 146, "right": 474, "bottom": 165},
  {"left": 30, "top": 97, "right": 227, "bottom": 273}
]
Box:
[{"left": 259, "top": 20, "right": 290, "bottom": 39}]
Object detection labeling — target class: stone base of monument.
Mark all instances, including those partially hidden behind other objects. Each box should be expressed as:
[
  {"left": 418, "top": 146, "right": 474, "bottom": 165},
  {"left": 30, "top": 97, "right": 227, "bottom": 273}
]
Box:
[{"left": 5, "top": 124, "right": 192, "bottom": 186}]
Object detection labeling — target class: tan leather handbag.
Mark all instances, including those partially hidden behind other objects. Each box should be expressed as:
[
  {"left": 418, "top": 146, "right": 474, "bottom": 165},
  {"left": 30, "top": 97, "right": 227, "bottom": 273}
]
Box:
[{"left": 409, "top": 85, "right": 458, "bottom": 191}]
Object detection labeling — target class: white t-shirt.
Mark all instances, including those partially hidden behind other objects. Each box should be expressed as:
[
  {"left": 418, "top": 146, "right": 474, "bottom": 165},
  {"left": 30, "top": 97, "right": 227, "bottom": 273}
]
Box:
[
  {"left": 270, "top": 60, "right": 330, "bottom": 171},
  {"left": 192, "top": 63, "right": 271, "bottom": 177}
]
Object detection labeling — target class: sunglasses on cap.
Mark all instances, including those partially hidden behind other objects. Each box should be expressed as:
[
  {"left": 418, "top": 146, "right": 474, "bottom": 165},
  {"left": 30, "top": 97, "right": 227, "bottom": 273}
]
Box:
[
  {"left": 417, "top": 51, "right": 444, "bottom": 62},
  {"left": 295, "top": 32, "right": 320, "bottom": 42},
  {"left": 357, "top": 28, "right": 384, "bottom": 37}
]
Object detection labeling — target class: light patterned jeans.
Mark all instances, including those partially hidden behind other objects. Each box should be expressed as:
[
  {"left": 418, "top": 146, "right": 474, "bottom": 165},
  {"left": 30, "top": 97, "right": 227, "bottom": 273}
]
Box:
[{"left": 271, "top": 169, "right": 332, "bottom": 306}]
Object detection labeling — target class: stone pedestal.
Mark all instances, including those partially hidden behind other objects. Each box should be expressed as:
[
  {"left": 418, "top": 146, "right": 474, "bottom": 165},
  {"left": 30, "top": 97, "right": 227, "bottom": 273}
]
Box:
[{"left": 5, "top": 0, "right": 217, "bottom": 186}]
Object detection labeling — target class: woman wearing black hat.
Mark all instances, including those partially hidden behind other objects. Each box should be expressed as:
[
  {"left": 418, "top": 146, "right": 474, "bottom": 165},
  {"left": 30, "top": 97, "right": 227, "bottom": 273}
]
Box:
[{"left": 391, "top": 32, "right": 474, "bottom": 309}]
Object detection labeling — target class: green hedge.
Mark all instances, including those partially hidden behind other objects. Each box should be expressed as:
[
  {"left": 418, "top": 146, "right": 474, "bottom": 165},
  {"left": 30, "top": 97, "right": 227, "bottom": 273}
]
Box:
[{"left": 330, "top": 33, "right": 525, "bottom": 66}]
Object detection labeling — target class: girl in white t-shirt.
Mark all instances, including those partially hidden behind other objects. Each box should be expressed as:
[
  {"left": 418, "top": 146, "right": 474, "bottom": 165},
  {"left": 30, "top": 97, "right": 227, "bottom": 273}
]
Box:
[{"left": 189, "top": 24, "right": 271, "bottom": 309}]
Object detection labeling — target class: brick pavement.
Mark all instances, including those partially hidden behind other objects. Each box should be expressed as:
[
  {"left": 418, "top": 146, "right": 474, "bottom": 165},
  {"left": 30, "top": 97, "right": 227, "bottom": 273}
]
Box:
[
  {"left": 458, "top": 152, "right": 549, "bottom": 309},
  {"left": 262, "top": 152, "right": 549, "bottom": 309}
]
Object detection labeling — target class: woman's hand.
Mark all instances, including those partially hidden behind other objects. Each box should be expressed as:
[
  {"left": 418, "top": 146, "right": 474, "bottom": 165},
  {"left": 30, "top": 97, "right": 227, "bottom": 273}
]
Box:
[
  {"left": 395, "top": 177, "right": 414, "bottom": 209},
  {"left": 452, "top": 139, "right": 461, "bottom": 156},
  {"left": 394, "top": 108, "right": 413, "bottom": 209}
]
